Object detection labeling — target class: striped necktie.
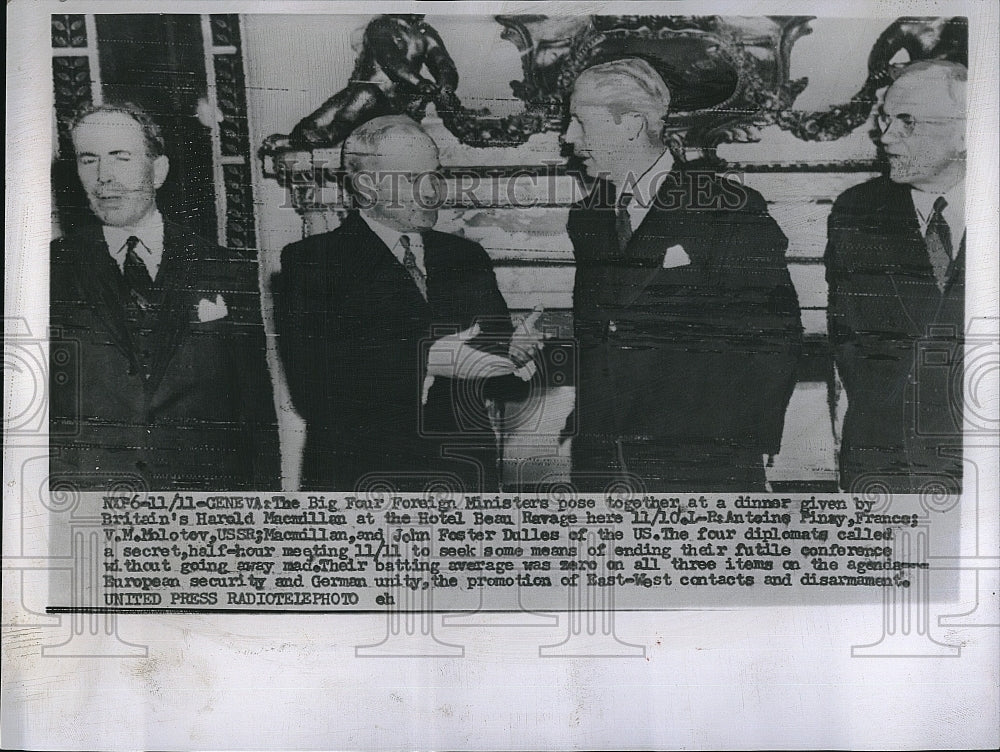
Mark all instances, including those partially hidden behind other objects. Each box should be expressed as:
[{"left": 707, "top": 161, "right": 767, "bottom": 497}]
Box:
[
  {"left": 399, "top": 234, "right": 427, "bottom": 301},
  {"left": 122, "top": 235, "right": 154, "bottom": 303},
  {"left": 615, "top": 192, "right": 634, "bottom": 252},
  {"left": 925, "top": 196, "right": 952, "bottom": 292}
]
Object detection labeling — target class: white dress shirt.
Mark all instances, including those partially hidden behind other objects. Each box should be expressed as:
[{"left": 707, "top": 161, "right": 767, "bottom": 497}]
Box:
[
  {"left": 103, "top": 209, "right": 165, "bottom": 281},
  {"left": 361, "top": 212, "right": 427, "bottom": 279},
  {"left": 911, "top": 183, "right": 966, "bottom": 255}
]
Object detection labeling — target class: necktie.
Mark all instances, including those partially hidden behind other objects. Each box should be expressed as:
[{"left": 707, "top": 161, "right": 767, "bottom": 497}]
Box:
[
  {"left": 122, "top": 235, "right": 155, "bottom": 303},
  {"left": 399, "top": 234, "right": 427, "bottom": 301},
  {"left": 615, "top": 192, "right": 634, "bottom": 252},
  {"left": 925, "top": 196, "right": 952, "bottom": 292}
]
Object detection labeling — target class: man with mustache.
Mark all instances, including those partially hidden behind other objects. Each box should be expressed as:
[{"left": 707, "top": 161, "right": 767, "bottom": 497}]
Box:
[
  {"left": 563, "top": 58, "right": 802, "bottom": 492},
  {"left": 50, "top": 102, "right": 279, "bottom": 491},
  {"left": 826, "top": 61, "right": 967, "bottom": 493}
]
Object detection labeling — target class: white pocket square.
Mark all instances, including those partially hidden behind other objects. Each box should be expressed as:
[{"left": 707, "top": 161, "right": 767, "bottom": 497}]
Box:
[
  {"left": 196, "top": 294, "right": 228, "bottom": 322},
  {"left": 662, "top": 244, "right": 691, "bottom": 268}
]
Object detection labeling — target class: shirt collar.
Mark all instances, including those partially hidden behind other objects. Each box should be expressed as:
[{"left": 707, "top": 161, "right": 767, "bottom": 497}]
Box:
[
  {"left": 103, "top": 209, "right": 165, "bottom": 268},
  {"left": 617, "top": 149, "right": 675, "bottom": 208},
  {"left": 911, "top": 182, "right": 965, "bottom": 241},
  {"left": 360, "top": 211, "right": 425, "bottom": 273}
]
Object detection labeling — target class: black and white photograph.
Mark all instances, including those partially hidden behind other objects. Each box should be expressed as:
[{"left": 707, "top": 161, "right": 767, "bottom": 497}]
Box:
[
  {"left": 4, "top": 1, "right": 998, "bottom": 749},
  {"left": 42, "top": 8, "right": 978, "bottom": 496}
]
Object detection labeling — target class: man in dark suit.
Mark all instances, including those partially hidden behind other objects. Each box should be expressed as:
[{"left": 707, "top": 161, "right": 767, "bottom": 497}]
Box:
[
  {"left": 275, "top": 115, "right": 533, "bottom": 492},
  {"left": 50, "top": 103, "right": 279, "bottom": 491},
  {"left": 826, "top": 61, "right": 967, "bottom": 494},
  {"left": 563, "top": 58, "right": 802, "bottom": 492}
]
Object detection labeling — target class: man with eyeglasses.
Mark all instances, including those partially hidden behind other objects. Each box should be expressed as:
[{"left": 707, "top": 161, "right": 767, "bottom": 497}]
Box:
[{"left": 825, "top": 60, "right": 967, "bottom": 494}]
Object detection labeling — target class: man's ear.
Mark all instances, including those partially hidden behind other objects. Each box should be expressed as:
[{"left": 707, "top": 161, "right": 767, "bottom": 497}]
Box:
[
  {"left": 153, "top": 155, "right": 169, "bottom": 189},
  {"left": 349, "top": 170, "right": 379, "bottom": 210},
  {"left": 622, "top": 111, "right": 645, "bottom": 142}
]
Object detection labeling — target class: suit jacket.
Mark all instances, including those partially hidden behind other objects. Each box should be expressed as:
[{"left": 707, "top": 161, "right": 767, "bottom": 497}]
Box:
[
  {"left": 49, "top": 220, "right": 280, "bottom": 491},
  {"left": 568, "top": 170, "right": 803, "bottom": 491},
  {"left": 274, "top": 212, "right": 515, "bottom": 492},
  {"left": 825, "top": 175, "right": 964, "bottom": 493}
]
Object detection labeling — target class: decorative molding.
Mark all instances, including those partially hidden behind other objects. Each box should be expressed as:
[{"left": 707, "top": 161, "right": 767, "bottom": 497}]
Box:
[
  {"left": 52, "top": 14, "right": 87, "bottom": 48},
  {"left": 260, "top": 14, "right": 843, "bottom": 171},
  {"left": 209, "top": 14, "right": 241, "bottom": 49},
  {"left": 264, "top": 15, "right": 822, "bottom": 156},
  {"left": 52, "top": 56, "right": 93, "bottom": 154},
  {"left": 206, "top": 14, "right": 257, "bottom": 251},
  {"left": 222, "top": 163, "right": 256, "bottom": 250},
  {"left": 552, "top": 16, "right": 813, "bottom": 164},
  {"left": 214, "top": 54, "right": 251, "bottom": 158},
  {"left": 263, "top": 14, "right": 964, "bottom": 210},
  {"left": 773, "top": 16, "right": 967, "bottom": 142},
  {"left": 726, "top": 161, "right": 877, "bottom": 173}
]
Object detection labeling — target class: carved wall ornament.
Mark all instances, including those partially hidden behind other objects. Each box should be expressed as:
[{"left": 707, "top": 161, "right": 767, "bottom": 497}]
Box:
[
  {"left": 773, "top": 16, "right": 967, "bottom": 142},
  {"left": 262, "top": 14, "right": 462, "bottom": 154},
  {"left": 52, "top": 14, "right": 88, "bottom": 48},
  {"left": 263, "top": 14, "right": 968, "bottom": 196}
]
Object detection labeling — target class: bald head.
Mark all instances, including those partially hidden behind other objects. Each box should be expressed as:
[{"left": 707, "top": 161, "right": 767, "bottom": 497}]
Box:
[
  {"left": 342, "top": 115, "right": 439, "bottom": 174},
  {"left": 892, "top": 59, "right": 967, "bottom": 105}
]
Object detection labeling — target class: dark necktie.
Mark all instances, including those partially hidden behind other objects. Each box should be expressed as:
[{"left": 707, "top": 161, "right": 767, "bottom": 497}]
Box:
[
  {"left": 122, "top": 235, "right": 155, "bottom": 303},
  {"left": 925, "top": 196, "right": 952, "bottom": 292},
  {"left": 399, "top": 234, "right": 427, "bottom": 301},
  {"left": 615, "top": 192, "right": 634, "bottom": 252}
]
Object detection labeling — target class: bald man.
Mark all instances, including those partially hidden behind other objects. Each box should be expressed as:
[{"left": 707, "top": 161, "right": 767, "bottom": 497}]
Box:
[
  {"left": 275, "top": 115, "right": 532, "bottom": 492},
  {"left": 826, "top": 61, "right": 967, "bottom": 493}
]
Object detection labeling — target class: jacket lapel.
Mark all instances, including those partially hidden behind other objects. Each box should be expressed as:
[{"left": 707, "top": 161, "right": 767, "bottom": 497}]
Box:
[
  {"left": 350, "top": 212, "right": 431, "bottom": 314},
  {"left": 72, "top": 225, "right": 138, "bottom": 367},
  {"left": 570, "top": 179, "right": 619, "bottom": 265},
  {"left": 144, "top": 221, "right": 199, "bottom": 393},
  {"left": 423, "top": 231, "right": 466, "bottom": 316},
  {"left": 881, "top": 184, "right": 944, "bottom": 335},
  {"left": 943, "top": 231, "right": 966, "bottom": 292},
  {"left": 340, "top": 212, "right": 385, "bottom": 284},
  {"left": 617, "top": 172, "right": 690, "bottom": 310}
]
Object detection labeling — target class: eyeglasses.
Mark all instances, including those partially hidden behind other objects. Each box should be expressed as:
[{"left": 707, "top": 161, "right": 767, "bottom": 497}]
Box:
[{"left": 876, "top": 113, "right": 963, "bottom": 137}]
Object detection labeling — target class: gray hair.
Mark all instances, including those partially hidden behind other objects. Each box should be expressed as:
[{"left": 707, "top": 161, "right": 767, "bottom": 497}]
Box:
[
  {"left": 894, "top": 60, "right": 967, "bottom": 107},
  {"left": 574, "top": 58, "right": 671, "bottom": 142},
  {"left": 69, "top": 101, "right": 166, "bottom": 158}
]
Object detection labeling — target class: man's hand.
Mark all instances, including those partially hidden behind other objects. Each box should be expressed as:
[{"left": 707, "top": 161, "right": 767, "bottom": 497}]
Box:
[
  {"left": 509, "top": 305, "right": 550, "bottom": 367},
  {"left": 422, "top": 323, "right": 533, "bottom": 405}
]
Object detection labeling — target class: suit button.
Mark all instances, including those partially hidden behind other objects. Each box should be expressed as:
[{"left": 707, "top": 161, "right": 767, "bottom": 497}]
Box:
[
  {"left": 607, "top": 320, "right": 617, "bottom": 333},
  {"left": 135, "top": 460, "right": 147, "bottom": 471}
]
